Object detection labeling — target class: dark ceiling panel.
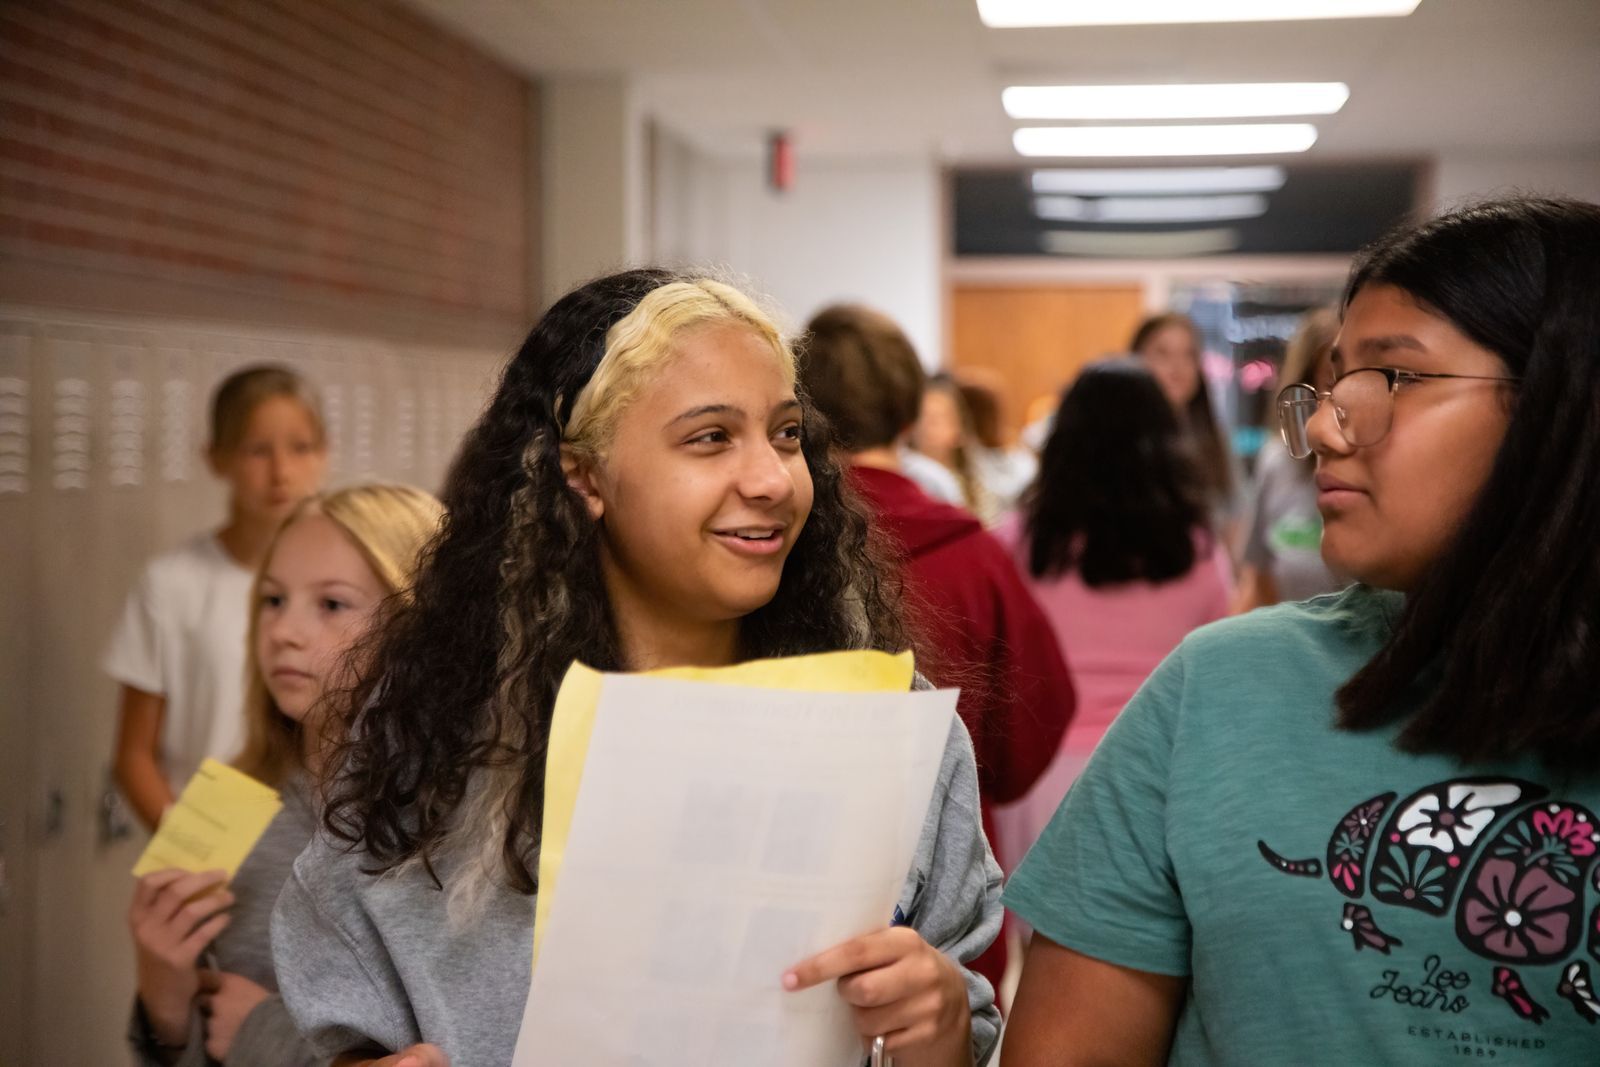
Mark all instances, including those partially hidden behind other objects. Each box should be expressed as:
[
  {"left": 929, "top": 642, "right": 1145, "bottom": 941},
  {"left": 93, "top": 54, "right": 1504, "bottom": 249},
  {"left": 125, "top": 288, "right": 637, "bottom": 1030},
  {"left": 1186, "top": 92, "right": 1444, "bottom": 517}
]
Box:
[{"left": 952, "top": 162, "right": 1423, "bottom": 257}]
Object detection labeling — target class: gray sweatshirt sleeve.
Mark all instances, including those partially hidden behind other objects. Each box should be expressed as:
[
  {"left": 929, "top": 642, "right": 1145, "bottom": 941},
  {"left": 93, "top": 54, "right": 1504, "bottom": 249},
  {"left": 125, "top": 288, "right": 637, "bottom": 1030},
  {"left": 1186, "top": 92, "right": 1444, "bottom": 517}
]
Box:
[
  {"left": 129, "top": 994, "right": 320, "bottom": 1067},
  {"left": 272, "top": 848, "right": 421, "bottom": 1060},
  {"left": 898, "top": 709, "right": 1005, "bottom": 1066},
  {"left": 226, "top": 994, "right": 322, "bottom": 1067},
  {"left": 128, "top": 997, "right": 206, "bottom": 1067}
]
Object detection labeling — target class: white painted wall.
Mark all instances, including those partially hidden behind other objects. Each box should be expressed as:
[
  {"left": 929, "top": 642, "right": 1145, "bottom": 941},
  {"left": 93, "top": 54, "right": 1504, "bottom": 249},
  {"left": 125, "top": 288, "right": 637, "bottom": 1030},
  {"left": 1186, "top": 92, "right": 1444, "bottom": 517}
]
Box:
[
  {"left": 540, "top": 77, "right": 648, "bottom": 307},
  {"left": 1430, "top": 150, "right": 1600, "bottom": 212},
  {"left": 651, "top": 133, "right": 945, "bottom": 368}
]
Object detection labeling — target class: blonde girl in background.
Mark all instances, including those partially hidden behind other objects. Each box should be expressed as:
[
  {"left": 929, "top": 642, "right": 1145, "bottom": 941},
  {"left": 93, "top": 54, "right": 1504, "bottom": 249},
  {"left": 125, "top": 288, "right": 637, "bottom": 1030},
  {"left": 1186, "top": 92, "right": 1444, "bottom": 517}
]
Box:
[
  {"left": 1234, "top": 308, "right": 1351, "bottom": 611},
  {"left": 127, "top": 484, "right": 443, "bottom": 1067},
  {"left": 911, "top": 373, "right": 1001, "bottom": 524},
  {"left": 106, "top": 365, "right": 328, "bottom": 830}
]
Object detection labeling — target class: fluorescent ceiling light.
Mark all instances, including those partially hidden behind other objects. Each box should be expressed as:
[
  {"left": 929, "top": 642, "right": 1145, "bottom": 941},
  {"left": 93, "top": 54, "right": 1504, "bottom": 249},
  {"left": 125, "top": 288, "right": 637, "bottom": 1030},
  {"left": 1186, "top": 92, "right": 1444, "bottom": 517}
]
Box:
[
  {"left": 1014, "top": 123, "right": 1317, "bottom": 157},
  {"left": 1003, "top": 83, "right": 1348, "bottom": 120},
  {"left": 1035, "top": 193, "right": 1269, "bottom": 223},
  {"left": 1041, "top": 228, "right": 1242, "bottom": 257},
  {"left": 978, "top": 0, "right": 1420, "bottom": 28},
  {"left": 1031, "top": 166, "right": 1287, "bottom": 195}
]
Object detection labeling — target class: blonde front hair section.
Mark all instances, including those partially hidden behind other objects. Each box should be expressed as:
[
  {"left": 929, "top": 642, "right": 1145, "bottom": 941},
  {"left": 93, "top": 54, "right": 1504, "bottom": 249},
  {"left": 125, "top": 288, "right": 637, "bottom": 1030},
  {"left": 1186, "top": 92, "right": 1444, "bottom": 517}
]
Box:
[
  {"left": 234, "top": 483, "right": 444, "bottom": 788},
  {"left": 561, "top": 277, "right": 795, "bottom": 459}
]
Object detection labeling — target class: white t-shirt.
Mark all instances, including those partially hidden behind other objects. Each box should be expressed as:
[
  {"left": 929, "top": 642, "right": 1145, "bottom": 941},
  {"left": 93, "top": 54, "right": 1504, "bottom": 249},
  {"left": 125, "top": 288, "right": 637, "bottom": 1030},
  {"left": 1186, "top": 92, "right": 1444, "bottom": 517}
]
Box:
[
  {"left": 897, "top": 447, "right": 964, "bottom": 506},
  {"left": 102, "top": 533, "right": 256, "bottom": 791}
]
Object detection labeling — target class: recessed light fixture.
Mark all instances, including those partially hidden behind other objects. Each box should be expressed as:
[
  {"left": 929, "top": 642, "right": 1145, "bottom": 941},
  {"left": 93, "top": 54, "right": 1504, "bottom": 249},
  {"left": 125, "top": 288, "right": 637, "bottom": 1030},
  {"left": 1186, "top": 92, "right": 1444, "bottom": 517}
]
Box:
[
  {"left": 1035, "top": 193, "right": 1270, "bottom": 223},
  {"left": 1040, "top": 228, "right": 1242, "bottom": 256},
  {"left": 1003, "top": 83, "right": 1349, "bottom": 120},
  {"left": 1031, "top": 166, "right": 1287, "bottom": 195},
  {"left": 1014, "top": 123, "right": 1318, "bottom": 157},
  {"left": 978, "top": 0, "right": 1420, "bottom": 28}
]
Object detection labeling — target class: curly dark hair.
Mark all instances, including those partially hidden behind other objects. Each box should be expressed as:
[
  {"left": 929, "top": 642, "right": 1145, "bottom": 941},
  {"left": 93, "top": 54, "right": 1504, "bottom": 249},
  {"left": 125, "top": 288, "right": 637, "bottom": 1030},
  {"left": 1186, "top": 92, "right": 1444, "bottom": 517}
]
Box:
[
  {"left": 1021, "top": 358, "right": 1211, "bottom": 587},
  {"left": 321, "top": 268, "right": 910, "bottom": 896},
  {"left": 1335, "top": 196, "right": 1600, "bottom": 772}
]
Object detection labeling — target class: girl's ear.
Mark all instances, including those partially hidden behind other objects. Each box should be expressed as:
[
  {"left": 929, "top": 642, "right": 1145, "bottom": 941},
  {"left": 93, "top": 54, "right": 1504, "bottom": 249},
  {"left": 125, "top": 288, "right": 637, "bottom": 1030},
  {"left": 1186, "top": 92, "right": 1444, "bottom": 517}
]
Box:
[{"left": 559, "top": 444, "right": 606, "bottom": 522}]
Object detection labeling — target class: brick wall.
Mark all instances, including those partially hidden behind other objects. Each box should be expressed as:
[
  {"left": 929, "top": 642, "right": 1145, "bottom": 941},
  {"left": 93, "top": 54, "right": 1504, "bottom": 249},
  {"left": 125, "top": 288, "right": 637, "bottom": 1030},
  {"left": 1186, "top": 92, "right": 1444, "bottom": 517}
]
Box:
[{"left": 0, "top": 0, "right": 532, "bottom": 337}]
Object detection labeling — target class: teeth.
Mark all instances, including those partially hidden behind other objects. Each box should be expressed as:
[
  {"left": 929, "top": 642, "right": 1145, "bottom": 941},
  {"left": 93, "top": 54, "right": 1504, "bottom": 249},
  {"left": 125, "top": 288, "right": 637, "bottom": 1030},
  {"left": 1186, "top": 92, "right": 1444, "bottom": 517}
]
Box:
[{"left": 732, "top": 529, "right": 776, "bottom": 540}]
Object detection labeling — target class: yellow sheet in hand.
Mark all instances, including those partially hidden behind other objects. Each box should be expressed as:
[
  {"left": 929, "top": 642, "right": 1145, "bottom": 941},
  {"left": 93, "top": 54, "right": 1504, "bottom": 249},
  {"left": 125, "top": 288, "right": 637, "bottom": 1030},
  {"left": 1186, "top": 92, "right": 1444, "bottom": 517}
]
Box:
[
  {"left": 131, "top": 758, "right": 283, "bottom": 879},
  {"left": 532, "top": 649, "right": 915, "bottom": 967}
]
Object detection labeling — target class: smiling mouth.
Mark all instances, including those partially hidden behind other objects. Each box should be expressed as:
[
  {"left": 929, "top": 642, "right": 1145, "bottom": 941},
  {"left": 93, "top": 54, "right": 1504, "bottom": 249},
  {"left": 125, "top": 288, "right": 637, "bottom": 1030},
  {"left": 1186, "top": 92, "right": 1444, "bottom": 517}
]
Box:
[
  {"left": 710, "top": 525, "right": 790, "bottom": 557},
  {"left": 713, "top": 526, "right": 783, "bottom": 542}
]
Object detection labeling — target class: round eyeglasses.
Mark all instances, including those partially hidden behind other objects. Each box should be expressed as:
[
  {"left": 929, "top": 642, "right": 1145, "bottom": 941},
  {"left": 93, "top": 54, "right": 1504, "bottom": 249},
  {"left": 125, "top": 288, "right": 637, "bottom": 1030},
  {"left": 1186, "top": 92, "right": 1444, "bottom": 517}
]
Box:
[{"left": 1277, "top": 367, "right": 1519, "bottom": 459}]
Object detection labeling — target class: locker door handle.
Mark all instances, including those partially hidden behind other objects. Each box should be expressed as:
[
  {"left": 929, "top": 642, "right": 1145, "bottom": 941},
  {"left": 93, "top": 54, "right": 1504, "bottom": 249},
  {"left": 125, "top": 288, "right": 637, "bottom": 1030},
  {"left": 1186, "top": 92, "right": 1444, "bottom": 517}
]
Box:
[
  {"left": 0, "top": 816, "right": 9, "bottom": 916},
  {"left": 42, "top": 787, "right": 65, "bottom": 839},
  {"left": 99, "top": 774, "right": 134, "bottom": 846}
]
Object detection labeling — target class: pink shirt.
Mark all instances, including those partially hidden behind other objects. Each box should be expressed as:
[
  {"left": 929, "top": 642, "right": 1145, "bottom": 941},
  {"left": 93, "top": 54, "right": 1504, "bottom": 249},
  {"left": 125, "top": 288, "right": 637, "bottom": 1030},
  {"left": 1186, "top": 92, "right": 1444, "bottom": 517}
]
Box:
[{"left": 992, "top": 514, "right": 1230, "bottom": 870}]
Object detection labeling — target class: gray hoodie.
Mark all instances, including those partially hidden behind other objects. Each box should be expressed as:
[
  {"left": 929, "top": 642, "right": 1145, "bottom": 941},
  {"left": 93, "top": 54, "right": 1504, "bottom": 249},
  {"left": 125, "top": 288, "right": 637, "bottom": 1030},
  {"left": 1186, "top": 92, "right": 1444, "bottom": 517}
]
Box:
[{"left": 271, "top": 711, "right": 1003, "bottom": 1066}]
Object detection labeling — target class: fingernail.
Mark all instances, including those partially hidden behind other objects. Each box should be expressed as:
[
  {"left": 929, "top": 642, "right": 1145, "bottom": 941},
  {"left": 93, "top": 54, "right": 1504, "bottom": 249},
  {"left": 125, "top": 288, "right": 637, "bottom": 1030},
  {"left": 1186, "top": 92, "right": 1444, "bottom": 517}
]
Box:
[{"left": 781, "top": 972, "right": 799, "bottom": 990}]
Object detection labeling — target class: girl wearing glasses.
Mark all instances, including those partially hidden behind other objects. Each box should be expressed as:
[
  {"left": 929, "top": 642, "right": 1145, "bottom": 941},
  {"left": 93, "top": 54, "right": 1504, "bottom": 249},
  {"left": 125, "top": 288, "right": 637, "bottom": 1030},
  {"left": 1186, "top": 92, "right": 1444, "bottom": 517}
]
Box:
[{"left": 1002, "top": 196, "right": 1600, "bottom": 1066}]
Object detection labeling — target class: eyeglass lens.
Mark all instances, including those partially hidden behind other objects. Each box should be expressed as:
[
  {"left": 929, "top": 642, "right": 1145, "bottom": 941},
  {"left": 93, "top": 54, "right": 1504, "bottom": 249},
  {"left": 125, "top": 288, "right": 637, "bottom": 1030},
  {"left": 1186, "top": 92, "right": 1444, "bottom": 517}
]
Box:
[{"left": 1277, "top": 369, "right": 1396, "bottom": 458}]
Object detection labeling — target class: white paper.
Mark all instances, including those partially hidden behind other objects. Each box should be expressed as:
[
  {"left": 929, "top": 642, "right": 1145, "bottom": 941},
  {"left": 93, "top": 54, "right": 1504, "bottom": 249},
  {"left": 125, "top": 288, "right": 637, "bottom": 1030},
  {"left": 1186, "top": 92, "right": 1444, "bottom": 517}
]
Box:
[{"left": 512, "top": 675, "right": 957, "bottom": 1067}]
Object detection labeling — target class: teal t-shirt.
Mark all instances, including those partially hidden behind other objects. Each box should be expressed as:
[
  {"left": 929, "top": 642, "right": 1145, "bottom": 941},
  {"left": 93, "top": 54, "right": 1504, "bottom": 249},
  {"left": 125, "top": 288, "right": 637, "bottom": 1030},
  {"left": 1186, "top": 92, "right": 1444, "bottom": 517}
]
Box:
[{"left": 1005, "top": 585, "right": 1600, "bottom": 1065}]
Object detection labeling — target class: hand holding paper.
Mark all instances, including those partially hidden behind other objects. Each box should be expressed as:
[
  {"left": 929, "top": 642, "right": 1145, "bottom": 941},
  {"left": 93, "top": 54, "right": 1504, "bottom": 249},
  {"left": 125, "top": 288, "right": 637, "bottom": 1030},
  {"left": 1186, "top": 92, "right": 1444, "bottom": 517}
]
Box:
[
  {"left": 514, "top": 652, "right": 956, "bottom": 1067},
  {"left": 129, "top": 867, "right": 236, "bottom": 1046},
  {"left": 785, "top": 924, "right": 972, "bottom": 1062}
]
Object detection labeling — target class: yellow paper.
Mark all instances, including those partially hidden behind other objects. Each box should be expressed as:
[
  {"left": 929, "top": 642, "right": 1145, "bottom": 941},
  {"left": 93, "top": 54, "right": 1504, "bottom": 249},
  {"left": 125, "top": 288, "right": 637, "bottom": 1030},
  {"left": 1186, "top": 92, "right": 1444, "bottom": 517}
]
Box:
[
  {"left": 532, "top": 649, "right": 914, "bottom": 966},
  {"left": 131, "top": 758, "right": 283, "bottom": 879}
]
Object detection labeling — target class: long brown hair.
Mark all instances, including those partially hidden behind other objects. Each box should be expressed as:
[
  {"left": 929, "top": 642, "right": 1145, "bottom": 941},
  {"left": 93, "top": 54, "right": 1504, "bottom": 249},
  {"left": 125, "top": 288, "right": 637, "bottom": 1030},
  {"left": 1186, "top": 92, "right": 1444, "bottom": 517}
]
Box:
[
  {"left": 234, "top": 484, "right": 443, "bottom": 787},
  {"left": 1131, "top": 312, "right": 1234, "bottom": 503}
]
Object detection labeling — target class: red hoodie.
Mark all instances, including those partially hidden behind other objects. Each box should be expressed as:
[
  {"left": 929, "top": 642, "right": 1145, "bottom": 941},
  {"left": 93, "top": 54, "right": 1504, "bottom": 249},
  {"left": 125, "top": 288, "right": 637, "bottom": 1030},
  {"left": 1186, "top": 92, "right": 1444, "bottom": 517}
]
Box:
[{"left": 848, "top": 464, "right": 1075, "bottom": 991}]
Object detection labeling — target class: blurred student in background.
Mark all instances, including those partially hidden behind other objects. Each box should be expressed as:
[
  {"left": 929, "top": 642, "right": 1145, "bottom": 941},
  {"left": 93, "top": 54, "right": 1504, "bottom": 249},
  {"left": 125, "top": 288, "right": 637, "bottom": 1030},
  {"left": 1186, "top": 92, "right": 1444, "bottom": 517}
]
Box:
[
  {"left": 106, "top": 366, "right": 327, "bottom": 830},
  {"left": 802, "top": 303, "right": 1075, "bottom": 993},
  {"left": 993, "top": 359, "right": 1228, "bottom": 873},
  {"left": 911, "top": 373, "right": 1002, "bottom": 525},
  {"left": 127, "top": 484, "right": 442, "bottom": 1066},
  {"left": 1234, "top": 308, "right": 1350, "bottom": 611},
  {"left": 1131, "top": 313, "right": 1245, "bottom": 553},
  {"left": 957, "top": 374, "right": 1038, "bottom": 515}
]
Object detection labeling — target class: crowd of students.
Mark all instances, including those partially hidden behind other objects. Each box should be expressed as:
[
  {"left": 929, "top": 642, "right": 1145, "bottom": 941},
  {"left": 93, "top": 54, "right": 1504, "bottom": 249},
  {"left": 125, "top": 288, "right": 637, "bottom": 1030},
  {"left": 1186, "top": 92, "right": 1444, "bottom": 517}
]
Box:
[{"left": 105, "top": 194, "right": 1600, "bottom": 1065}]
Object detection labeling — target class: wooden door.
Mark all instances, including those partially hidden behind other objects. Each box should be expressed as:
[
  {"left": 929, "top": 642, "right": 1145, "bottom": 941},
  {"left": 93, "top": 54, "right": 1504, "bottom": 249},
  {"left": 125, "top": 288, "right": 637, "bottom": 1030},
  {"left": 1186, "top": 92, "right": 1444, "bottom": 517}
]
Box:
[{"left": 950, "top": 285, "right": 1146, "bottom": 443}]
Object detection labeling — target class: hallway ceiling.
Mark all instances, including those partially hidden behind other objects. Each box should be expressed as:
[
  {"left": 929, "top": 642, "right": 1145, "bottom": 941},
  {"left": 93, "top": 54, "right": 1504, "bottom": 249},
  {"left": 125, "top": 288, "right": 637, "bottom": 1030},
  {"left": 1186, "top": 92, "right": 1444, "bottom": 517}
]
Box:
[{"left": 399, "top": 0, "right": 1600, "bottom": 163}]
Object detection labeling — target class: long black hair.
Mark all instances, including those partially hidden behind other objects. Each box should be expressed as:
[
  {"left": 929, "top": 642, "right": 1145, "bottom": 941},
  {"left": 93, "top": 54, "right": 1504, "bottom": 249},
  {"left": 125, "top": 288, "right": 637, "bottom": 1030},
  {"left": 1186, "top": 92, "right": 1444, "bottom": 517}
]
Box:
[
  {"left": 321, "top": 269, "right": 910, "bottom": 898},
  {"left": 1336, "top": 196, "right": 1600, "bottom": 771},
  {"left": 1022, "top": 358, "right": 1210, "bottom": 588}
]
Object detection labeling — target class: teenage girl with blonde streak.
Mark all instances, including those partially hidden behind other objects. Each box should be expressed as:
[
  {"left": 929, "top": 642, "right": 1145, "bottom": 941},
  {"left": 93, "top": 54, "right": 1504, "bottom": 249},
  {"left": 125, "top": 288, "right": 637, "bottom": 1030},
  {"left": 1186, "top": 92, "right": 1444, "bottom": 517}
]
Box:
[{"left": 271, "top": 270, "right": 1004, "bottom": 1067}]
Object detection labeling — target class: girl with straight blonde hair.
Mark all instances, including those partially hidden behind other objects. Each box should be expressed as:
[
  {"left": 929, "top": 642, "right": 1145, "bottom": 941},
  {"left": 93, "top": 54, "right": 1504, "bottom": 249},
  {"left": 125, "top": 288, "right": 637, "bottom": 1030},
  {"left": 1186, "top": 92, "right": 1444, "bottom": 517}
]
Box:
[
  {"left": 127, "top": 484, "right": 442, "bottom": 1067},
  {"left": 1235, "top": 307, "right": 1350, "bottom": 610},
  {"left": 271, "top": 269, "right": 1005, "bottom": 1067}
]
